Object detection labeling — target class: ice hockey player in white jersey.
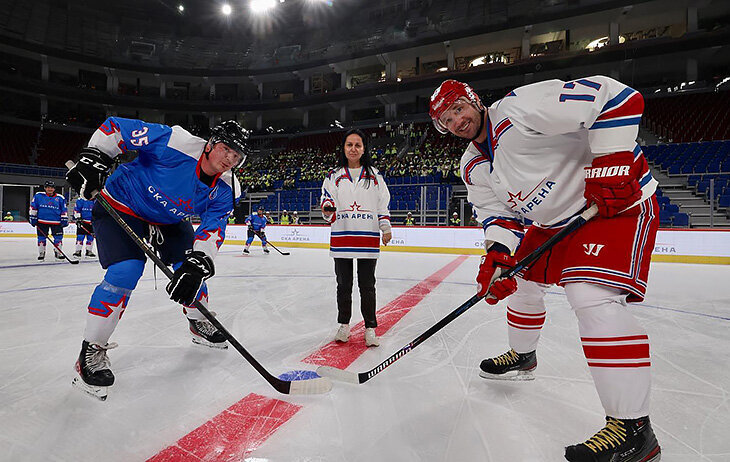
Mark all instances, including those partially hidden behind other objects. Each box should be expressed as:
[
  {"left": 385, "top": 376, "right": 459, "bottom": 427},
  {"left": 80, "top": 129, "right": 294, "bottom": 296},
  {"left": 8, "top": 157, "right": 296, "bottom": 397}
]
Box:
[{"left": 430, "top": 78, "right": 660, "bottom": 462}]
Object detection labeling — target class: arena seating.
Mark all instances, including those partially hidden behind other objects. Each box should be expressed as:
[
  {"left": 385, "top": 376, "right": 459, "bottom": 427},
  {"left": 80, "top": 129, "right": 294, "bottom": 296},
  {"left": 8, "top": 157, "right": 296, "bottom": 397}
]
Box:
[{"left": 643, "top": 91, "right": 730, "bottom": 142}]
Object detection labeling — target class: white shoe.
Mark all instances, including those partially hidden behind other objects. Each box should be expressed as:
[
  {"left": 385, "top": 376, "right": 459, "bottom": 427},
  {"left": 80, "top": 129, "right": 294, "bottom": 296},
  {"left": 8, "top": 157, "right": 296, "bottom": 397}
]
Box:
[
  {"left": 364, "top": 328, "right": 380, "bottom": 347},
  {"left": 335, "top": 324, "right": 350, "bottom": 343}
]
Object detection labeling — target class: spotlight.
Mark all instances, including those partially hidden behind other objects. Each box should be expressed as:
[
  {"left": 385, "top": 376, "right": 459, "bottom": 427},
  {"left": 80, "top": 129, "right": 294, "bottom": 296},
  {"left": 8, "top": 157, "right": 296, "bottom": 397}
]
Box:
[
  {"left": 221, "top": 4, "right": 232, "bottom": 15},
  {"left": 250, "top": 0, "right": 276, "bottom": 13},
  {"left": 177, "top": 4, "right": 184, "bottom": 12}
]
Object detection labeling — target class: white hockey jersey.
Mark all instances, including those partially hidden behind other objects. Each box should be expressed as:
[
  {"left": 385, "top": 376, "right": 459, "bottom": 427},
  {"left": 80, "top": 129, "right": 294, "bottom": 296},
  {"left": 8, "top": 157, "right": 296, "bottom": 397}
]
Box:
[
  {"left": 461, "top": 76, "right": 657, "bottom": 252},
  {"left": 320, "top": 166, "right": 391, "bottom": 259}
]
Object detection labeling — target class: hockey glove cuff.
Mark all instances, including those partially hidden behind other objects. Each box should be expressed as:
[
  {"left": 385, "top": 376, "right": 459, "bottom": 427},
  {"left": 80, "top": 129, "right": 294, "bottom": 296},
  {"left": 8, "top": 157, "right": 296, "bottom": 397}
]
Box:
[
  {"left": 66, "top": 147, "right": 114, "bottom": 200},
  {"left": 166, "top": 250, "right": 215, "bottom": 306},
  {"left": 584, "top": 152, "right": 642, "bottom": 218},
  {"left": 61, "top": 217, "right": 69, "bottom": 227}
]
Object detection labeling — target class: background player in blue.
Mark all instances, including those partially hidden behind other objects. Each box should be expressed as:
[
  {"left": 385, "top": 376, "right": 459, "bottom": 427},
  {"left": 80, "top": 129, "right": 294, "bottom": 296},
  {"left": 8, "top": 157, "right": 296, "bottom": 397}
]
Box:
[
  {"left": 65, "top": 118, "right": 247, "bottom": 400},
  {"left": 243, "top": 206, "right": 269, "bottom": 254},
  {"left": 73, "top": 197, "right": 96, "bottom": 258},
  {"left": 28, "top": 180, "right": 68, "bottom": 260}
]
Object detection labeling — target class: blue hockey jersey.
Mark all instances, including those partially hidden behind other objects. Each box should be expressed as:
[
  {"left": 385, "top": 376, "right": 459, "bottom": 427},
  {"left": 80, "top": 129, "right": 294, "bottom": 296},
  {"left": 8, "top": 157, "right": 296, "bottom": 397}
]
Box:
[
  {"left": 245, "top": 214, "right": 268, "bottom": 231},
  {"left": 29, "top": 192, "right": 67, "bottom": 225},
  {"left": 87, "top": 117, "right": 242, "bottom": 259},
  {"left": 73, "top": 198, "right": 95, "bottom": 222}
]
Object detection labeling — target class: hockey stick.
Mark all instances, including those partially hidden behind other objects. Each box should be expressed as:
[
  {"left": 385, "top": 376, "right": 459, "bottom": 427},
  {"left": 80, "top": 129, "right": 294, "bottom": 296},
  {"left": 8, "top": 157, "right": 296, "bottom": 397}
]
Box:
[
  {"left": 77, "top": 221, "right": 95, "bottom": 237},
  {"left": 317, "top": 204, "right": 598, "bottom": 385},
  {"left": 254, "top": 229, "right": 290, "bottom": 255},
  {"left": 35, "top": 224, "right": 79, "bottom": 264},
  {"left": 95, "top": 194, "right": 331, "bottom": 395}
]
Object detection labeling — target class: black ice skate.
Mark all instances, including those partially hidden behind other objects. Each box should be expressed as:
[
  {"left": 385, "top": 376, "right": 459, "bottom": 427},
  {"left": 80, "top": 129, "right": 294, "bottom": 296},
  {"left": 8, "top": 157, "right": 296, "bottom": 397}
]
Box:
[
  {"left": 86, "top": 250, "right": 96, "bottom": 257},
  {"left": 37, "top": 252, "right": 45, "bottom": 261},
  {"left": 72, "top": 340, "right": 117, "bottom": 401},
  {"left": 73, "top": 250, "right": 82, "bottom": 257},
  {"left": 263, "top": 247, "right": 270, "bottom": 254},
  {"left": 564, "top": 416, "right": 661, "bottom": 462},
  {"left": 54, "top": 250, "right": 65, "bottom": 260},
  {"left": 243, "top": 248, "right": 250, "bottom": 254},
  {"left": 188, "top": 318, "right": 228, "bottom": 349},
  {"left": 479, "top": 349, "right": 536, "bottom": 381}
]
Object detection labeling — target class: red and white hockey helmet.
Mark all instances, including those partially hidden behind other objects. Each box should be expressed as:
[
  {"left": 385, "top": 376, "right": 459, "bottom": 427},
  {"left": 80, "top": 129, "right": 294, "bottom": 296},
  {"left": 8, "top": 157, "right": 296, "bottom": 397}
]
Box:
[{"left": 429, "top": 79, "right": 481, "bottom": 134}]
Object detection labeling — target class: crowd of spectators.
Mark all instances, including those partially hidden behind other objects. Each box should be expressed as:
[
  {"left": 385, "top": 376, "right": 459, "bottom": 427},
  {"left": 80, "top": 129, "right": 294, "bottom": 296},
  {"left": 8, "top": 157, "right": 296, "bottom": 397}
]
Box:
[{"left": 236, "top": 125, "right": 465, "bottom": 193}]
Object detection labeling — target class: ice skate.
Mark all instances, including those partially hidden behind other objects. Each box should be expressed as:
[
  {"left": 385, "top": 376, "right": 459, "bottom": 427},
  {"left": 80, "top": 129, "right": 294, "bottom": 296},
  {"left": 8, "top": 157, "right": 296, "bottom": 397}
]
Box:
[
  {"left": 73, "top": 250, "right": 82, "bottom": 257},
  {"left": 335, "top": 324, "right": 350, "bottom": 343},
  {"left": 188, "top": 318, "right": 228, "bottom": 349},
  {"left": 242, "top": 248, "right": 250, "bottom": 254},
  {"left": 86, "top": 250, "right": 96, "bottom": 257},
  {"left": 263, "top": 247, "right": 270, "bottom": 254},
  {"left": 72, "top": 340, "right": 117, "bottom": 401},
  {"left": 37, "top": 251, "right": 45, "bottom": 261},
  {"left": 564, "top": 416, "right": 661, "bottom": 462},
  {"left": 364, "top": 327, "right": 379, "bottom": 347},
  {"left": 54, "top": 250, "right": 65, "bottom": 260},
  {"left": 479, "top": 349, "right": 536, "bottom": 381}
]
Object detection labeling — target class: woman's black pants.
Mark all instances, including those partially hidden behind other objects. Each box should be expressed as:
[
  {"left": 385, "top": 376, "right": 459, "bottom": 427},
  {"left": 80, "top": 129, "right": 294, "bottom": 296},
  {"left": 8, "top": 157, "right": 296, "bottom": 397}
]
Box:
[{"left": 334, "top": 258, "right": 377, "bottom": 328}]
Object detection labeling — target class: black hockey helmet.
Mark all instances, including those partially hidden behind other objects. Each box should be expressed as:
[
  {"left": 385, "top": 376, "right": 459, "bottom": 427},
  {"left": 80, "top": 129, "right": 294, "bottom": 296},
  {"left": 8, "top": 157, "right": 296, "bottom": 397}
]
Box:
[
  {"left": 44, "top": 180, "right": 56, "bottom": 189},
  {"left": 209, "top": 120, "right": 250, "bottom": 168}
]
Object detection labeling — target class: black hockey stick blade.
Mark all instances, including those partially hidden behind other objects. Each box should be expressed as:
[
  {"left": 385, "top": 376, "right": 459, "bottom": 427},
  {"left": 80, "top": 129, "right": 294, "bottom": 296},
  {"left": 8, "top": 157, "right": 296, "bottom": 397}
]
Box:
[
  {"left": 318, "top": 205, "right": 599, "bottom": 385},
  {"left": 95, "top": 194, "right": 331, "bottom": 395},
  {"left": 35, "top": 224, "right": 79, "bottom": 264}
]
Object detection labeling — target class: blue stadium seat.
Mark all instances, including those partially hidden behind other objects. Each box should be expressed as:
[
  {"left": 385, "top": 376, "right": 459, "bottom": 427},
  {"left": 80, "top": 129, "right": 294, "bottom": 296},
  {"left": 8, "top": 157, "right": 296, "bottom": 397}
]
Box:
[
  {"left": 659, "top": 210, "right": 673, "bottom": 226},
  {"left": 665, "top": 204, "right": 679, "bottom": 214},
  {"left": 672, "top": 213, "right": 689, "bottom": 227}
]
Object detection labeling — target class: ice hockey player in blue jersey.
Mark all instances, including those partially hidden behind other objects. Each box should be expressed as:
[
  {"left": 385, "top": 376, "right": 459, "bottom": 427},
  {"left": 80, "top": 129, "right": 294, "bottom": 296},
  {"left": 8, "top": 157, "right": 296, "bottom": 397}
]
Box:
[
  {"left": 29, "top": 180, "right": 68, "bottom": 260},
  {"left": 65, "top": 117, "right": 247, "bottom": 400},
  {"left": 243, "top": 206, "right": 269, "bottom": 254},
  {"left": 73, "top": 198, "right": 96, "bottom": 258}
]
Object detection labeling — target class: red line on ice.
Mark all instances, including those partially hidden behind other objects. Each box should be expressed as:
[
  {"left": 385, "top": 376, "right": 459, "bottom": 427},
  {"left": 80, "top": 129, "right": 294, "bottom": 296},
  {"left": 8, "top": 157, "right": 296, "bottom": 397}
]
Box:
[
  {"left": 301, "top": 254, "right": 469, "bottom": 369},
  {"left": 146, "top": 393, "right": 301, "bottom": 462},
  {"left": 146, "top": 255, "right": 468, "bottom": 461}
]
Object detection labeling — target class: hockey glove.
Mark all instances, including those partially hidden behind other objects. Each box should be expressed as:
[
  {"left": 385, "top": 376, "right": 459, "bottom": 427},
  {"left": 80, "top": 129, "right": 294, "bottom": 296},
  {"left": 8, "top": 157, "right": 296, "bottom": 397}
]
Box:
[
  {"left": 166, "top": 250, "right": 215, "bottom": 306},
  {"left": 321, "top": 200, "right": 336, "bottom": 224},
  {"left": 584, "top": 152, "right": 642, "bottom": 218},
  {"left": 28, "top": 215, "right": 37, "bottom": 227},
  {"left": 476, "top": 243, "right": 518, "bottom": 305},
  {"left": 66, "top": 147, "right": 114, "bottom": 200},
  {"left": 247, "top": 224, "right": 254, "bottom": 232},
  {"left": 60, "top": 216, "right": 69, "bottom": 227}
]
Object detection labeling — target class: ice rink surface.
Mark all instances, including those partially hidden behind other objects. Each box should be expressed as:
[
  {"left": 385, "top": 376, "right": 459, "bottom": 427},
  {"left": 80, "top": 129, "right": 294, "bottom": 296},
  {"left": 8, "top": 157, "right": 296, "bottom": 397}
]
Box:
[{"left": 0, "top": 237, "right": 729, "bottom": 462}]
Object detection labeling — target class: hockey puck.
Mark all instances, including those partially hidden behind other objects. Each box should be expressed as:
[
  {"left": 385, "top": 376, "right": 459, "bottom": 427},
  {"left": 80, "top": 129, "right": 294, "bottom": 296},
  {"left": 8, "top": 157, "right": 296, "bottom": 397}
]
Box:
[{"left": 278, "top": 370, "right": 321, "bottom": 381}]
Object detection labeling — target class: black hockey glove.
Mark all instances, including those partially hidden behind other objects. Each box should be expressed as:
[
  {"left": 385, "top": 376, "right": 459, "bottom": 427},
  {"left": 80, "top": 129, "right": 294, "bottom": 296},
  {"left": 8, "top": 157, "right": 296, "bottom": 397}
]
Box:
[
  {"left": 66, "top": 148, "right": 114, "bottom": 200},
  {"left": 166, "top": 250, "right": 215, "bottom": 306}
]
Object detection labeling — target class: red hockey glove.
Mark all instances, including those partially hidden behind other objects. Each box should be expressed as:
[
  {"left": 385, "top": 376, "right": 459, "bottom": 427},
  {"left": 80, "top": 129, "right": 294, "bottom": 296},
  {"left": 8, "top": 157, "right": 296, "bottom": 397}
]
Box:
[
  {"left": 584, "top": 152, "right": 642, "bottom": 218},
  {"left": 321, "top": 199, "right": 336, "bottom": 224},
  {"left": 476, "top": 244, "right": 518, "bottom": 305}
]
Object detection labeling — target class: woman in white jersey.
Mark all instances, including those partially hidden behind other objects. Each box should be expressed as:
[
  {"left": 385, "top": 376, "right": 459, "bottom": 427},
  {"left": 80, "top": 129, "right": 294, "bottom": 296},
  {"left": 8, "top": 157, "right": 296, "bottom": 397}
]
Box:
[{"left": 320, "top": 129, "right": 392, "bottom": 347}]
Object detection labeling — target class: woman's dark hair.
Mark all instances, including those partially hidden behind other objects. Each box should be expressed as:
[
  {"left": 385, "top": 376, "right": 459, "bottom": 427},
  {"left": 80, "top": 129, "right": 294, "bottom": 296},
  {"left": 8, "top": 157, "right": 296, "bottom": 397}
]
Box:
[{"left": 338, "top": 128, "right": 374, "bottom": 186}]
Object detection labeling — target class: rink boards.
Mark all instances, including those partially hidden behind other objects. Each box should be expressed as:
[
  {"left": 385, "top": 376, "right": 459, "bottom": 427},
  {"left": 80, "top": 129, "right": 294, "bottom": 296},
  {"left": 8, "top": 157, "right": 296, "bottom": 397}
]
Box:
[{"left": 1, "top": 222, "right": 729, "bottom": 264}]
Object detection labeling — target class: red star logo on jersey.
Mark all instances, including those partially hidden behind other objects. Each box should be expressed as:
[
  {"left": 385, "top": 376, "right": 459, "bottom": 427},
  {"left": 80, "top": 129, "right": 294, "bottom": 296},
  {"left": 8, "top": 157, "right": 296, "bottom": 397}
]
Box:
[
  {"left": 506, "top": 190, "right": 528, "bottom": 209},
  {"left": 506, "top": 178, "right": 548, "bottom": 209},
  {"left": 347, "top": 201, "right": 364, "bottom": 211}
]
